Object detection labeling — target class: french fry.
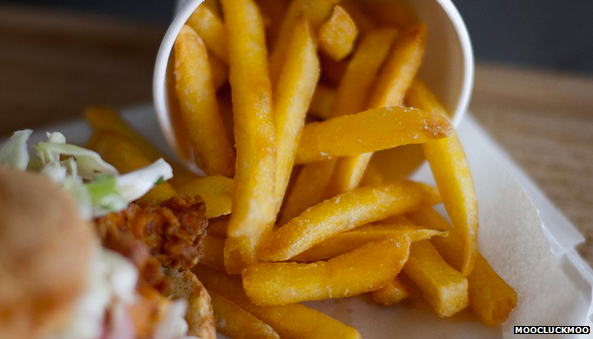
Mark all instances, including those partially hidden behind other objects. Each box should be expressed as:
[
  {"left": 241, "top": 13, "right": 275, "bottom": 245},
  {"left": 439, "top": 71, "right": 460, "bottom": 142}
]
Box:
[
  {"left": 220, "top": 0, "right": 278, "bottom": 272},
  {"left": 167, "top": 55, "right": 194, "bottom": 167},
  {"left": 308, "top": 83, "right": 336, "bottom": 120},
  {"left": 176, "top": 175, "right": 232, "bottom": 218},
  {"left": 409, "top": 208, "right": 517, "bottom": 326},
  {"left": 261, "top": 180, "right": 441, "bottom": 261},
  {"left": 330, "top": 28, "right": 398, "bottom": 118},
  {"left": 163, "top": 268, "right": 216, "bottom": 339},
  {"left": 467, "top": 256, "right": 518, "bottom": 326},
  {"left": 175, "top": 25, "right": 235, "bottom": 177},
  {"left": 186, "top": 4, "right": 228, "bottom": 63},
  {"left": 406, "top": 80, "right": 479, "bottom": 276},
  {"left": 402, "top": 240, "right": 469, "bottom": 317},
  {"left": 370, "top": 276, "right": 409, "bottom": 307},
  {"left": 318, "top": 5, "right": 358, "bottom": 61},
  {"left": 85, "top": 107, "right": 187, "bottom": 176},
  {"left": 244, "top": 237, "right": 411, "bottom": 305},
  {"left": 365, "top": 217, "right": 459, "bottom": 309},
  {"left": 292, "top": 224, "right": 447, "bottom": 262},
  {"left": 210, "top": 290, "right": 280, "bottom": 339},
  {"left": 89, "top": 131, "right": 177, "bottom": 203},
  {"left": 274, "top": 16, "right": 320, "bottom": 212},
  {"left": 295, "top": 106, "right": 452, "bottom": 164},
  {"left": 201, "top": 234, "right": 226, "bottom": 271},
  {"left": 326, "top": 24, "right": 427, "bottom": 196},
  {"left": 279, "top": 160, "right": 336, "bottom": 225},
  {"left": 339, "top": 0, "right": 377, "bottom": 35},
  {"left": 269, "top": 0, "right": 339, "bottom": 85},
  {"left": 193, "top": 265, "right": 362, "bottom": 339}
]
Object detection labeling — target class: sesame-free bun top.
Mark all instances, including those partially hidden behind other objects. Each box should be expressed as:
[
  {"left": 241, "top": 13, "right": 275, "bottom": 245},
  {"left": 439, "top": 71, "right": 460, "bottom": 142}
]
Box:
[{"left": 0, "top": 166, "right": 95, "bottom": 339}]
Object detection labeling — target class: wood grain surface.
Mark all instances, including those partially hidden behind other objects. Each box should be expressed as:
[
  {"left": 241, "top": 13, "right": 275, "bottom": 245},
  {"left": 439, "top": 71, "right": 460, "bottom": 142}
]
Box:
[{"left": 1, "top": 4, "right": 592, "bottom": 265}]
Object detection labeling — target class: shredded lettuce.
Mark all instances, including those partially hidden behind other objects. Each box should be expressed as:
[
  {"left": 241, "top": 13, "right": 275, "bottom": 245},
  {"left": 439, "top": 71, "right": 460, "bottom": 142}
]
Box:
[
  {"left": 0, "top": 130, "right": 173, "bottom": 219},
  {"left": 117, "top": 158, "right": 172, "bottom": 201},
  {"left": 0, "top": 129, "right": 32, "bottom": 170}
]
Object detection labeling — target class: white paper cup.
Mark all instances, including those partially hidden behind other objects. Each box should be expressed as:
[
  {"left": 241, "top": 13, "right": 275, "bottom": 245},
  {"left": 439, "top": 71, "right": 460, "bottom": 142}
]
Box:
[{"left": 153, "top": 0, "right": 474, "bottom": 172}]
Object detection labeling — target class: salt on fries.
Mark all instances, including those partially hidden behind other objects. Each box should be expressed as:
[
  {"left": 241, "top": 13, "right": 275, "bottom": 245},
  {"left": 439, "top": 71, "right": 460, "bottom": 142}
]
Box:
[{"left": 87, "top": 0, "right": 519, "bottom": 337}]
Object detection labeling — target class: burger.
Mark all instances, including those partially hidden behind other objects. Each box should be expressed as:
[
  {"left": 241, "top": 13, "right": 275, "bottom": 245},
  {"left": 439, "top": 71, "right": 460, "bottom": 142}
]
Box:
[{"left": 0, "top": 130, "right": 216, "bottom": 339}]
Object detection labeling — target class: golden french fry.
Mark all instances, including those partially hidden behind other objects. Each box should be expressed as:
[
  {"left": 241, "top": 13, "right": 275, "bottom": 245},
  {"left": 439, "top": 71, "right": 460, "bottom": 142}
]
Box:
[
  {"left": 409, "top": 208, "right": 517, "bottom": 326},
  {"left": 210, "top": 290, "right": 280, "bottom": 339},
  {"left": 90, "top": 131, "right": 177, "bottom": 203},
  {"left": 220, "top": 0, "right": 278, "bottom": 272},
  {"left": 308, "top": 83, "right": 336, "bottom": 120},
  {"left": 244, "top": 238, "right": 410, "bottom": 305},
  {"left": 365, "top": 0, "right": 419, "bottom": 29},
  {"left": 201, "top": 234, "right": 226, "bottom": 271},
  {"left": 261, "top": 180, "right": 440, "bottom": 261},
  {"left": 295, "top": 106, "right": 452, "bottom": 164},
  {"left": 370, "top": 276, "right": 409, "bottom": 307},
  {"left": 355, "top": 223, "right": 445, "bottom": 237},
  {"left": 279, "top": 160, "right": 336, "bottom": 225},
  {"left": 274, "top": 16, "right": 320, "bottom": 212},
  {"left": 406, "top": 80, "right": 479, "bottom": 276},
  {"left": 318, "top": 5, "right": 358, "bottom": 61},
  {"left": 167, "top": 171, "right": 202, "bottom": 190},
  {"left": 85, "top": 107, "right": 185, "bottom": 175},
  {"left": 167, "top": 57, "right": 195, "bottom": 166},
  {"left": 403, "top": 240, "right": 469, "bottom": 317},
  {"left": 175, "top": 25, "right": 235, "bottom": 177},
  {"left": 467, "top": 256, "right": 518, "bottom": 326},
  {"left": 331, "top": 28, "right": 397, "bottom": 119},
  {"left": 327, "top": 24, "right": 427, "bottom": 196},
  {"left": 339, "top": 0, "right": 378, "bottom": 35},
  {"left": 186, "top": 4, "right": 228, "bottom": 63},
  {"left": 269, "top": 0, "right": 339, "bottom": 85},
  {"left": 193, "top": 265, "right": 362, "bottom": 339},
  {"left": 176, "top": 175, "right": 233, "bottom": 218},
  {"left": 292, "top": 224, "right": 447, "bottom": 262},
  {"left": 163, "top": 267, "right": 216, "bottom": 339}
]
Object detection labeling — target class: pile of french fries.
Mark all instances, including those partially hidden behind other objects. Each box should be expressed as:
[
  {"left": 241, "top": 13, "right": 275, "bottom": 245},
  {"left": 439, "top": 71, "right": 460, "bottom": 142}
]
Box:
[{"left": 87, "top": 0, "right": 518, "bottom": 337}]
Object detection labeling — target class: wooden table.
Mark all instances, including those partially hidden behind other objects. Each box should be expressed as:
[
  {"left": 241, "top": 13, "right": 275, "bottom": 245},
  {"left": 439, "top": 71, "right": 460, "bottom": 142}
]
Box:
[{"left": 1, "top": 5, "right": 592, "bottom": 265}]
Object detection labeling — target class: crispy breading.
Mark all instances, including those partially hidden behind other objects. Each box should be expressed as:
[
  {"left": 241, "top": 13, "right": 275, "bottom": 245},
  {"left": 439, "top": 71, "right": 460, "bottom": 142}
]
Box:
[{"left": 95, "top": 195, "right": 208, "bottom": 270}]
